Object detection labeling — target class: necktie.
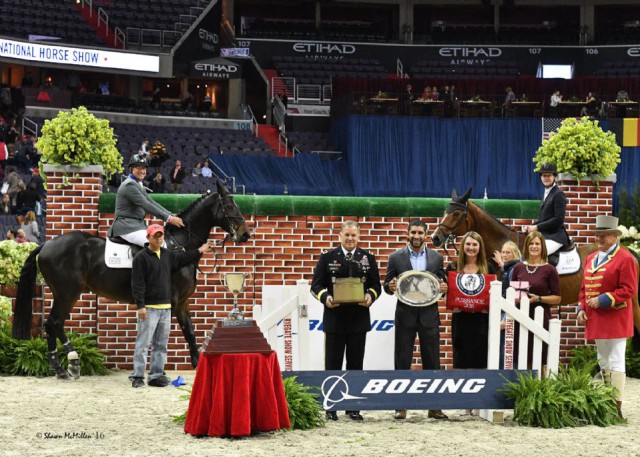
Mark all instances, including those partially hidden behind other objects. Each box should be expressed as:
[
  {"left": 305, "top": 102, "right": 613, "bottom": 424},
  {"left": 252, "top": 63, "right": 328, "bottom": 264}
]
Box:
[{"left": 346, "top": 252, "right": 353, "bottom": 276}]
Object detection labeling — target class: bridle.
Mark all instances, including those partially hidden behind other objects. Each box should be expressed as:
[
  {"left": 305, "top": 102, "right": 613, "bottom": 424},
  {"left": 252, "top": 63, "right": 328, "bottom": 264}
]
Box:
[
  {"left": 436, "top": 201, "right": 469, "bottom": 256},
  {"left": 164, "top": 192, "right": 246, "bottom": 275}
]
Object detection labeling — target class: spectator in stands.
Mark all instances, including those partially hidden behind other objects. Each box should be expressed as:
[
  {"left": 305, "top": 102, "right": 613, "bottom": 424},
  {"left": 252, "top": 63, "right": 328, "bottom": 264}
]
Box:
[
  {"left": 4, "top": 166, "right": 22, "bottom": 206},
  {"left": 183, "top": 91, "right": 195, "bottom": 111},
  {"left": 29, "top": 167, "right": 46, "bottom": 199},
  {"left": 201, "top": 161, "right": 213, "bottom": 178},
  {"left": 12, "top": 88, "right": 25, "bottom": 125},
  {"left": 421, "top": 85, "right": 432, "bottom": 100},
  {"left": 431, "top": 86, "right": 439, "bottom": 102},
  {"left": 149, "top": 140, "right": 168, "bottom": 168},
  {"left": 15, "top": 135, "right": 34, "bottom": 172},
  {"left": 201, "top": 94, "right": 212, "bottom": 112},
  {"left": 139, "top": 139, "right": 150, "bottom": 157},
  {"left": 0, "top": 137, "right": 7, "bottom": 172},
  {"left": 450, "top": 85, "right": 457, "bottom": 101},
  {"left": 0, "top": 193, "right": 14, "bottom": 215},
  {"left": 616, "top": 89, "right": 630, "bottom": 102},
  {"left": 148, "top": 171, "right": 166, "bottom": 194},
  {"left": 20, "top": 210, "right": 39, "bottom": 243},
  {"left": 503, "top": 86, "right": 516, "bottom": 116},
  {"left": 191, "top": 162, "right": 203, "bottom": 177},
  {"left": 6, "top": 229, "right": 17, "bottom": 240},
  {"left": 15, "top": 229, "right": 27, "bottom": 243},
  {"left": 0, "top": 85, "right": 12, "bottom": 118},
  {"left": 440, "top": 85, "right": 453, "bottom": 117},
  {"left": 279, "top": 90, "right": 288, "bottom": 109},
  {"left": 15, "top": 181, "right": 40, "bottom": 216},
  {"left": 401, "top": 83, "right": 414, "bottom": 115},
  {"left": 549, "top": 90, "right": 562, "bottom": 116},
  {"left": 21, "top": 72, "right": 34, "bottom": 89},
  {"left": 169, "top": 160, "right": 185, "bottom": 193},
  {"left": 151, "top": 87, "right": 162, "bottom": 111},
  {"left": 99, "top": 82, "right": 110, "bottom": 96},
  {"left": 580, "top": 92, "right": 597, "bottom": 117},
  {"left": 5, "top": 119, "right": 19, "bottom": 147}
]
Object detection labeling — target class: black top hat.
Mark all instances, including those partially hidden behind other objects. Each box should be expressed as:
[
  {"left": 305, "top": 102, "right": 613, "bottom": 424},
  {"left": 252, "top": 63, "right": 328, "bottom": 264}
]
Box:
[{"left": 538, "top": 163, "right": 558, "bottom": 174}]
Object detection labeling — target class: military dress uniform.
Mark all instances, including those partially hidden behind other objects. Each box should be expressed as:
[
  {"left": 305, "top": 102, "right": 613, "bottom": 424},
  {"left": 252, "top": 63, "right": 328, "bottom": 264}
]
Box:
[{"left": 311, "top": 246, "right": 381, "bottom": 371}]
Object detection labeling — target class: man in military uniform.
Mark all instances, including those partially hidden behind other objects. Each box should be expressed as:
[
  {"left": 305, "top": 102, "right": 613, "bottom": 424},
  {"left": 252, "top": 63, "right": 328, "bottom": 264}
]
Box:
[{"left": 311, "top": 220, "right": 381, "bottom": 422}]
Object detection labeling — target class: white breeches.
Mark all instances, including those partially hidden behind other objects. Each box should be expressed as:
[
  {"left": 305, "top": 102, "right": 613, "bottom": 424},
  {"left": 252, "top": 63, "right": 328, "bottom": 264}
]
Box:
[{"left": 595, "top": 338, "right": 627, "bottom": 373}]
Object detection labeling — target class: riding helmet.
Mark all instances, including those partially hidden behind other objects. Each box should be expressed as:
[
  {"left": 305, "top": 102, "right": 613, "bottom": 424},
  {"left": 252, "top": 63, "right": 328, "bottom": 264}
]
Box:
[
  {"left": 129, "top": 154, "right": 148, "bottom": 168},
  {"left": 538, "top": 162, "right": 558, "bottom": 175}
]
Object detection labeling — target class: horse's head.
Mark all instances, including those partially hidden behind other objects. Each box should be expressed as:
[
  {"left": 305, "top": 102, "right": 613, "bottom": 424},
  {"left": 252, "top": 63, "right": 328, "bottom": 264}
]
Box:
[
  {"left": 432, "top": 187, "right": 472, "bottom": 248},
  {"left": 216, "top": 180, "right": 251, "bottom": 244}
]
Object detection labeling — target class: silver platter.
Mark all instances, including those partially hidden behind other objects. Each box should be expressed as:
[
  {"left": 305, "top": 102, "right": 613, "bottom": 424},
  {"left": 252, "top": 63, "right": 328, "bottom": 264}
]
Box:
[{"left": 395, "top": 270, "right": 441, "bottom": 307}]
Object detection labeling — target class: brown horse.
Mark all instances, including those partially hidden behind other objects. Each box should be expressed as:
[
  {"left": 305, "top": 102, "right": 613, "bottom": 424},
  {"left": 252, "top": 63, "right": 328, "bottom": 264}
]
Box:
[{"left": 431, "top": 188, "right": 640, "bottom": 333}]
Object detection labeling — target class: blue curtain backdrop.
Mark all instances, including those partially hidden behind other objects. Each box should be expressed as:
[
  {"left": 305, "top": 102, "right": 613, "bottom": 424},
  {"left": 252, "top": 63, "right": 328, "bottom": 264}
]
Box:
[
  {"left": 331, "top": 116, "right": 640, "bottom": 203},
  {"left": 208, "top": 153, "right": 354, "bottom": 196},
  {"left": 331, "top": 116, "right": 543, "bottom": 199}
]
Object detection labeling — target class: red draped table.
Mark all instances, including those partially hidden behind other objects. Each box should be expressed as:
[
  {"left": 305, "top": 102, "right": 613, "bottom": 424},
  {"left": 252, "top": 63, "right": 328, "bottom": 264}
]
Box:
[{"left": 184, "top": 352, "right": 290, "bottom": 437}]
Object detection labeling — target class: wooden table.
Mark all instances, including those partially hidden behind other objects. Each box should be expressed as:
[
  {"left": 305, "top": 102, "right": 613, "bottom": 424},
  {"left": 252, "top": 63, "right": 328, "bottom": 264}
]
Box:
[
  {"left": 366, "top": 98, "right": 398, "bottom": 115},
  {"left": 511, "top": 101, "right": 540, "bottom": 117},
  {"left": 557, "top": 101, "right": 587, "bottom": 117},
  {"left": 609, "top": 101, "right": 639, "bottom": 118},
  {"left": 184, "top": 352, "right": 290, "bottom": 437},
  {"left": 412, "top": 99, "right": 444, "bottom": 116},
  {"left": 458, "top": 100, "right": 492, "bottom": 118}
]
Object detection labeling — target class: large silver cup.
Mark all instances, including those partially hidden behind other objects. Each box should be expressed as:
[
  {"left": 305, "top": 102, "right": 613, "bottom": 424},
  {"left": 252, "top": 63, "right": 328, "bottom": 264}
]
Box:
[{"left": 220, "top": 272, "right": 252, "bottom": 320}]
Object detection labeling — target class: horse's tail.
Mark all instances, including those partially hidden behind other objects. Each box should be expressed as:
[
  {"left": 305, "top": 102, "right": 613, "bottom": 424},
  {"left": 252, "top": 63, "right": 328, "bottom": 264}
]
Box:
[{"left": 12, "top": 245, "right": 43, "bottom": 340}]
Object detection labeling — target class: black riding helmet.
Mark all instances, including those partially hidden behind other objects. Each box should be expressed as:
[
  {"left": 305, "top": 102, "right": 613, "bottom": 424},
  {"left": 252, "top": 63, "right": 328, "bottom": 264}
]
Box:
[
  {"left": 538, "top": 162, "right": 558, "bottom": 175},
  {"left": 129, "top": 154, "right": 148, "bottom": 168}
]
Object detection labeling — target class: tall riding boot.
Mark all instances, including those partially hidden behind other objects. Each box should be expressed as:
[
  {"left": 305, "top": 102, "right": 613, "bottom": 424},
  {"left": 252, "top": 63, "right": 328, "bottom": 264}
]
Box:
[{"left": 610, "top": 371, "right": 626, "bottom": 419}]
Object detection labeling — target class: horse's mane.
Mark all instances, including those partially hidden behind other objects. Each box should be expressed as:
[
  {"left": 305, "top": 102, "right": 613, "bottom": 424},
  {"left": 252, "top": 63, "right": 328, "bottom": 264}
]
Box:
[
  {"left": 178, "top": 191, "right": 216, "bottom": 219},
  {"left": 467, "top": 199, "right": 517, "bottom": 235}
]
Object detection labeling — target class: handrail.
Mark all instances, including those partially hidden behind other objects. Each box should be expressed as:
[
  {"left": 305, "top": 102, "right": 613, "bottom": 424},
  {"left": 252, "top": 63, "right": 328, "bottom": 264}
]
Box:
[
  {"left": 207, "top": 157, "right": 245, "bottom": 194},
  {"left": 278, "top": 130, "right": 288, "bottom": 156},
  {"left": 242, "top": 104, "right": 259, "bottom": 137},
  {"left": 22, "top": 117, "right": 38, "bottom": 138}
]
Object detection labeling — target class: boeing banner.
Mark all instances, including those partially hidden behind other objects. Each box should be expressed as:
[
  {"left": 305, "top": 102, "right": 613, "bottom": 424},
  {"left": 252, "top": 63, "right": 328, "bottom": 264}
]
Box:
[{"left": 284, "top": 369, "right": 528, "bottom": 410}]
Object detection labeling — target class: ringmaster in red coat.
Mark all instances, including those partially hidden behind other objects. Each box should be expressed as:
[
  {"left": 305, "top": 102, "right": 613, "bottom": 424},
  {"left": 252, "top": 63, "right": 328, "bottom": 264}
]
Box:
[{"left": 577, "top": 215, "right": 638, "bottom": 419}]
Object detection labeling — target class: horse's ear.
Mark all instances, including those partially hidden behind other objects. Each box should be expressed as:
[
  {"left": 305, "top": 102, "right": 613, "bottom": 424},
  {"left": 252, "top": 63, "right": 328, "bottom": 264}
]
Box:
[
  {"left": 451, "top": 188, "right": 459, "bottom": 199},
  {"left": 216, "top": 179, "right": 229, "bottom": 196},
  {"left": 461, "top": 188, "right": 472, "bottom": 203}
]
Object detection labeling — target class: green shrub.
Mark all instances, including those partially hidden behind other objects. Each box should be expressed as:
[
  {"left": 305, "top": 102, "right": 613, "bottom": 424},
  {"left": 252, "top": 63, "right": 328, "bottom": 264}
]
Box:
[
  {"left": 283, "top": 376, "right": 325, "bottom": 430},
  {"left": 501, "top": 365, "right": 624, "bottom": 428},
  {"left": 568, "top": 345, "right": 599, "bottom": 375}
]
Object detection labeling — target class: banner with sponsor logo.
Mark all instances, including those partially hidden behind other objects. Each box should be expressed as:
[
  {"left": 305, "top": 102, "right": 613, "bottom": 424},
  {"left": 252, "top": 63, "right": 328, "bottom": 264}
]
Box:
[
  {"left": 284, "top": 369, "right": 527, "bottom": 410},
  {"left": 446, "top": 272, "right": 495, "bottom": 312},
  {"left": 243, "top": 38, "right": 640, "bottom": 77},
  {"left": 0, "top": 37, "right": 159, "bottom": 72},
  {"left": 173, "top": 0, "right": 222, "bottom": 74},
  {"left": 190, "top": 57, "right": 242, "bottom": 80}
]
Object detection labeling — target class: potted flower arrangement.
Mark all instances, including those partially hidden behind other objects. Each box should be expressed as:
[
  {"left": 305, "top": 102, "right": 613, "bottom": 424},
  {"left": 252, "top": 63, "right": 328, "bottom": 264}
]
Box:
[
  {"left": 35, "top": 106, "right": 123, "bottom": 179},
  {"left": 618, "top": 225, "right": 640, "bottom": 255},
  {"left": 533, "top": 117, "right": 621, "bottom": 186},
  {"left": 0, "top": 240, "right": 39, "bottom": 293}
]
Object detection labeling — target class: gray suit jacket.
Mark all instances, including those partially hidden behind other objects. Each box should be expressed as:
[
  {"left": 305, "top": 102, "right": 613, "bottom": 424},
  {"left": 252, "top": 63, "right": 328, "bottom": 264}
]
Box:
[
  {"left": 107, "top": 177, "right": 172, "bottom": 237},
  {"left": 383, "top": 246, "right": 445, "bottom": 328}
]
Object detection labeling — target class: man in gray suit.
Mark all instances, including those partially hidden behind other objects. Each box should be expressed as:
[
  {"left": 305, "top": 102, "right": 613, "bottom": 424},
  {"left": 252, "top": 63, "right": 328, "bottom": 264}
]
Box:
[
  {"left": 384, "top": 219, "right": 448, "bottom": 421},
  {"left": 107, "top": 155, "right": 184, "bottom": 246}
]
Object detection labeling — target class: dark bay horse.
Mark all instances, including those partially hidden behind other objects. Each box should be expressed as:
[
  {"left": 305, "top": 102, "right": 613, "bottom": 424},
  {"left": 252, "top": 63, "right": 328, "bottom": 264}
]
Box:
[
  {"left": 12, "top": 180, "right": 250, "bottom": 379},
  {"left": 431, "top": 188, "right": 640, "bottom": 334}
]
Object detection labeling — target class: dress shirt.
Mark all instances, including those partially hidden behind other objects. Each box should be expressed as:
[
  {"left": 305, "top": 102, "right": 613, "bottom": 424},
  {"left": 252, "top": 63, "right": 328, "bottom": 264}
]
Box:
[{"left": 408, "top": 246, "right": 427, "bottom": 271}]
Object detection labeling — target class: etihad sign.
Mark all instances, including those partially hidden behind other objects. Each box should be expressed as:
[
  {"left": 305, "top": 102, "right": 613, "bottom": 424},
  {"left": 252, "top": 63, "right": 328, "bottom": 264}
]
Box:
[
  {"left": 439, "top": 47, "right": 502, "bottom": 57},
  {"left": 293, "top": 42, "right": 356, "bottom": 55},
  {"left": 194, "top": 63, "right": 238, "bottom": 73}
]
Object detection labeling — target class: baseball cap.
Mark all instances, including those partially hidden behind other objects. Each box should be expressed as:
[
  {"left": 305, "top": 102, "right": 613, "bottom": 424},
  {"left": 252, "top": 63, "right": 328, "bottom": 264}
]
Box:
[{"left": 146, "top": 224, "right": 165, "bottom": 237}]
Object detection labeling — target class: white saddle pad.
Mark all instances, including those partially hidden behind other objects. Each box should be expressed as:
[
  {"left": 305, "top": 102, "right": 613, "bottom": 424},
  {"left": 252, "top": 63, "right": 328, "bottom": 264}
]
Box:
[
  {"left": 104, "top": 239, "right": 135, "bottom": 269},
  {"left": 556, "top": 248, "right": 581, "bottom": 275}
]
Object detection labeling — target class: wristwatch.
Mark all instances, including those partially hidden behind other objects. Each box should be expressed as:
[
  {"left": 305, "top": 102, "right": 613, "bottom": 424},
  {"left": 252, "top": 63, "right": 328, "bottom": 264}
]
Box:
[{"left": 536, "top": 295, "right": 542, "bottom": 303}]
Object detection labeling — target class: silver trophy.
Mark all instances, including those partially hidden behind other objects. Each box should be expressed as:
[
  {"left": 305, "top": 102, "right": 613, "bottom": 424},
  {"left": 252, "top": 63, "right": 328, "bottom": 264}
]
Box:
[
  {"left": 220, "top": 272, "right": 252, "bottom": 321},
  {"left": 395, "top": 270, "right": 442, "bottom": 307}
]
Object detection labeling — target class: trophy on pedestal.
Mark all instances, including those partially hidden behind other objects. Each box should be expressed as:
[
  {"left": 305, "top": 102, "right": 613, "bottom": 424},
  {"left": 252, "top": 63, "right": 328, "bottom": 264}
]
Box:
[
  {"left": 220, "top": 272, "right": 252, "bottom": 322},
  {"left": 201, "top": 271, "right": 272, "bottom": 354}
]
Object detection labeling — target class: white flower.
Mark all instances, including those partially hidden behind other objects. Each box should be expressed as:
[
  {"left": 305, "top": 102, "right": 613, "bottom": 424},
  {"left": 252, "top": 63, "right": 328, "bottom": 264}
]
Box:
[
  {"left": 630, "top": 226, "right": 638, "bottom": 237},
  {"left": 618, "top": 225, "right": 629, "bottom": 238}
]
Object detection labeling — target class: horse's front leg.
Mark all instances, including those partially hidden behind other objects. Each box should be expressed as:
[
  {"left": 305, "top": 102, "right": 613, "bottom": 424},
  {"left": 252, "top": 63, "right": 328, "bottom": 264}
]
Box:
[
  {"left": 175, "top": 302, "right": 199, "bottom": 368},
  {"left": 44, "top": 311, "right": 73, "bottom": 380}
]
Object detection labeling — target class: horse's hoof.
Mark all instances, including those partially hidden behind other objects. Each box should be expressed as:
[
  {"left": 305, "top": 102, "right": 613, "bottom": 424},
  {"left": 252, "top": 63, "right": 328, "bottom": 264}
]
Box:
[
  {"left": 56, "top": 369, "right": 71, "bottom": 380},
  {"left": 67, "top": 365, "right": 81, "bottom": 380}
]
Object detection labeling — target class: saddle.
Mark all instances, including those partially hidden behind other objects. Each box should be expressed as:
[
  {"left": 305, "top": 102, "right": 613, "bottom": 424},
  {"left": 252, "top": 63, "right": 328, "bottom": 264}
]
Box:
[
  {"left": 549, "top": 240, "right": 580, "bottom": 275},
  {"left": 104, "top": 237, "right": 141, "bottom": 268}
]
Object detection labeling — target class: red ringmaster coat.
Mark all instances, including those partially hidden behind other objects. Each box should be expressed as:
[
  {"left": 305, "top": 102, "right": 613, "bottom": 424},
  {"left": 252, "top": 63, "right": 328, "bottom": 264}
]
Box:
[{"left": 579, "top": 244, "right": 638, "bottom": 339}]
